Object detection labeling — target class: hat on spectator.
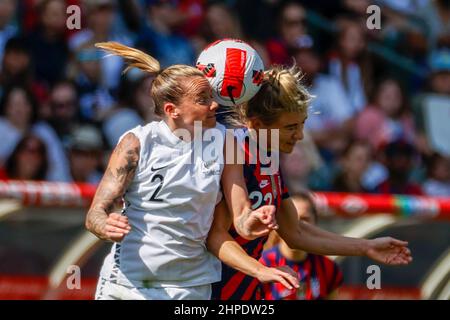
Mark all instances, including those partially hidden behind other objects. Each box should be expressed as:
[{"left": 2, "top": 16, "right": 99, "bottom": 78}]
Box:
[
  {"left": 69, "top": 125, "right": 104, "bottom": 151},
  {"left": 428, "top": 48, "right": 450, "bottom": 73}
]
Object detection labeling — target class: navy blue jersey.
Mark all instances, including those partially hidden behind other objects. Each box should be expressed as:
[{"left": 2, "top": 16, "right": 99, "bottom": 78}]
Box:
[
  {"left": 212, "top": 135, "right": 289, "bottom": 300},
  {"left": 260, "top": 246, "right": 343, "bottom": 300}
]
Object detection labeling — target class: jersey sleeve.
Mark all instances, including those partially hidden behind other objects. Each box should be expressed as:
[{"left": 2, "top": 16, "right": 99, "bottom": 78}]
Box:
[
  {"left": 279, "top": 169, "right": 290, "bottom": 200},
  {"left": 326, "top": 258, "right": 344, "bottom": 293}
]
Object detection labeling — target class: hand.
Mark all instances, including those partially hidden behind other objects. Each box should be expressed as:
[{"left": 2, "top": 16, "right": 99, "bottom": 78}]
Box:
[
  {"left": 103, "top": 213, "right": 131, "bottom": 242},
  {"left": 256, "top": 265, "right": 300, "bottom": 290},
  {"left": 241, "top": 205, "right": 277, "bottom": 240},
  {"left": 365, "top": 237, "right": 413, "bottom": 265}
]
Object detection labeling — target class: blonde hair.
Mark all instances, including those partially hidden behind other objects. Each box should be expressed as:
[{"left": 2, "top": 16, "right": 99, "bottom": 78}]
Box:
[
  {"left": 95, "top": 42, "right": 204, "bottom": 117},
  {"left": 229, "top": 65, "right": 312, "bottom": 126}
]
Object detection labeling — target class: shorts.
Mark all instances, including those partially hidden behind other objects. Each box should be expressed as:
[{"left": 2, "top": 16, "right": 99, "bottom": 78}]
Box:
[{"left": 94, "top": 278, "right": 212, "bottom": 300}]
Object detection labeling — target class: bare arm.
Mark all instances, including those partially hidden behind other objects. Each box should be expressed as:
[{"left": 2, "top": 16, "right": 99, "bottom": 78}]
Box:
[
  {"left": 206, "top": 199, "right": 299, "bottom": 290},
  {"left": 85, "top": 133, "right": 139, "bottom": 241},
  {"left": 221, "top": 134, "right": 277, "bottom": 239},
  {"left": 277, "top": 198, "right": 412, "bottom": 265}
]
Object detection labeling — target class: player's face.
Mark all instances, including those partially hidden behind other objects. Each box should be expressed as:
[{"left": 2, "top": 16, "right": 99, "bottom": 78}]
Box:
[
  {"left": 265, "top": 111, "right": 306, "bottom": 154},
  {"left": 176, "top": 76, "right": 219, "bottom": 128}
]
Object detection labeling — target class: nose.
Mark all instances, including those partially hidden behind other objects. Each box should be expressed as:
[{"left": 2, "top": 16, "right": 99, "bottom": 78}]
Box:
[
  {"left": 210, "top": 100, "right": 219, "bottom": 112},
  {"left": 293, "top": 126, "right": 303, "bottom": 141}
]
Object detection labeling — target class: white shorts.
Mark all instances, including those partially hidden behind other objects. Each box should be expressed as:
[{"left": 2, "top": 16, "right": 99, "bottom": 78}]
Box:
[{"left": 95, "top": 278, "right": 212, "bottom": 300}]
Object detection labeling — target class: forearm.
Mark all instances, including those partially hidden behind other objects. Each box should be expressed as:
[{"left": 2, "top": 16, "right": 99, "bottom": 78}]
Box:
[
  {"left": 85, "top": 133, "right": 139, "bottom": 240},
  {"left": 206, "top": 227, "right": 264, "bottom": 278},
  {"left": 288, "top": 222, "right": 370, "bottom": 256},
  {"left": 86, "top": 206, "right": 109, "bottom": 240}
]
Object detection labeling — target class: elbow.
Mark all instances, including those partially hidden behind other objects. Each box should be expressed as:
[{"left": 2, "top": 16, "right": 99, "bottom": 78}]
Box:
[
  {"left": 232, "top": 217, "right": 255, "bottom": 241},
  {"left": 282, "top": 228, "right": 304, "bottom": 250},
  {"left": 283, "top": 236, "right": 298, "bottom": 249}
]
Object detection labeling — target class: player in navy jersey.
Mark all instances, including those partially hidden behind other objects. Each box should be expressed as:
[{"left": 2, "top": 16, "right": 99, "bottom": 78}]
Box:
[
  {"left": 260, "top": 193, "right": 343, "bottom": 300},
  {"left": 207, "top": 65, "right": 412, "bottom": 300}
]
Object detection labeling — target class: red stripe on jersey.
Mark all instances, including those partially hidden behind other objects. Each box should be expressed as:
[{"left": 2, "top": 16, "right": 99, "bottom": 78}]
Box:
[
  {"left": 303, "top": 258, "right": 312, "bottom": 300},
  {"left": 242, "top": 278, "right": 260, "bottom": 300},
  {"left": 221, "top": 271, "right": 246, "bottom": 300},
  {"left": 220, "top": 48, "right": 246, "bottom": 99},
  {"left": 251, "top": 239, "right": 265, "bottom": 259},
  {"left": 321, "top": 256, "right": 334, "bottom": 293}
]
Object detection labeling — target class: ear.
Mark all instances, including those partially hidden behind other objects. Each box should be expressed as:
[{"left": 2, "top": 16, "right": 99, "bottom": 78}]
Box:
[
  {"left": 247, "top": 117, "right": 263, "bottom": 130},
  {"left": 163, "top": 102, "right": 179, "bottom": 119}
]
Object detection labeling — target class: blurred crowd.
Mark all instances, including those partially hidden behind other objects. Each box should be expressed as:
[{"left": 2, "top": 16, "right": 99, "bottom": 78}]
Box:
[{"left": 0, "top": 0, "right": 448, "bottom": 197}]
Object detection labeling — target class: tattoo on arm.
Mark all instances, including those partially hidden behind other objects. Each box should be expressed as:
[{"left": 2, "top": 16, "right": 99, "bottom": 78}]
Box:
[{"left": 86, "top": 134, "right": 140, "bottom": 239}]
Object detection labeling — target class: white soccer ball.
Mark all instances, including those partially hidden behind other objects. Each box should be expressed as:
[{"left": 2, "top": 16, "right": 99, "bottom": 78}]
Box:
[{"left": 196, "top": 39, "right": 265, "bottom": 106}]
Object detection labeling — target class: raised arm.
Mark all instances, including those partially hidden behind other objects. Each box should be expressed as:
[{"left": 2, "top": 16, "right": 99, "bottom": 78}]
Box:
[
  {"left": 221, "top": 133, "right": 277, "bottom": 240},
  {"left": 85, "top": 133, "right": 139, "bottom": 242},
  {"left": 276, "top": 198, "right": 413, "bottom": 265},
  {"left": 206, "top": 199, "right": 299, "bottom": 290}
]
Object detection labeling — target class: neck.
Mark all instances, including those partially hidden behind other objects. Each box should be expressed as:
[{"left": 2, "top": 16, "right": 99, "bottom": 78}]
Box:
[
  {"left": 279, "top": 241, "right": 307, "bottom": 262},
  {"left": 164, "top": 118, "right": 195, "bottom": 142}
]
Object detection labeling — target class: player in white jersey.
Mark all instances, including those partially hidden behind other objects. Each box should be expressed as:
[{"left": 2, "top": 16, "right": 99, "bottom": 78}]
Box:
[{"left": 85, "top": 42, "right": 299, "bottom": 300}]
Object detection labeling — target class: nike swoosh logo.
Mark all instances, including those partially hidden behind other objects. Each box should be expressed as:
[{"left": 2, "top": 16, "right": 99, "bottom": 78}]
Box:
[
  {"left": 150, "top": 164, "right": 169, "bottom": 171},
  {"left": 259, "top": 180, "right": 270, "bottom": 189}
]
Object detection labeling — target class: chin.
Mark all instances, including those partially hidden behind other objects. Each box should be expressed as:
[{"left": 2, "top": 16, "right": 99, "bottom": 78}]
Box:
[
  {"left": 280, "top": 144, "right": 295, "bottom": 154},
  {"left": 203, "top": 118, "right": 216, "bottom": 128}
]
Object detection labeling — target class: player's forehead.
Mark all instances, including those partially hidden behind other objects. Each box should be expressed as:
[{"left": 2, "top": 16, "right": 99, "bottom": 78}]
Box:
[
  {"left": 182, "top": 76, "right": 212, "bottom": 97},
  {"left": 277, "top": 111, "right": 305, "bottom": 127}
]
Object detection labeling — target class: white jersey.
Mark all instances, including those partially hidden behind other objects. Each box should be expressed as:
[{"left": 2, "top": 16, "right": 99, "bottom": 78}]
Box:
[{"left": 99, "top": 120, "right": 225, "bottom": 288}]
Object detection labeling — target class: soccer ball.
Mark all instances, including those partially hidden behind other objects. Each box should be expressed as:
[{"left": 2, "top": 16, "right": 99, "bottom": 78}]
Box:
[{"left": 196, "top": 39, "right": 265, "bottom": 106}]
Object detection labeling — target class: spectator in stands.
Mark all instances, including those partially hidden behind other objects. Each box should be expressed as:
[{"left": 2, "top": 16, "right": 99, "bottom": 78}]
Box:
[
  {"left": 0, "top": 134, "right": 48, "bottom": 180},
  {"left": 260, "top": 192, "right": 343, "bottom": 300},
  {"left": 0, "top": 0, "right": 18, "bottom": 64},
  {"left": 69, "top": 0, "right": 134, "bottom": 92},
  {"left": 136, "top": 0, "right": 195, "bottom": 67},
  {"left": 332, "top": 140, "right": 371, "bottom": 193},
  {"left": 328, "top": 18, "right": 371, "bottom": 114},
  {"left": 25, "top": 0, "right": 69, "bottom": 86},
  {"left": 280, "top": 132, "right": 325, "bottom": 194},
  {"left": 70, "top": 42, "right": 115, "bottom": 124},
  {"left": 423, "top": 153, "right": 450, "bottom": 197},
  {"left": 412, "top": 48, "right": 450, "bottom": 156},
  {"left": 419, "top": 0, "right": 450, "bottom": 49},
  {"left": 0, "top": 37, "right": 47, "bottom": 106},
  {"left": 68, "top": 125, "right": 104, "bottom": 184},
  {"left": 47, "top": 80, "right": 80, "bottom": 146},
  {"left": 293, "top": 39, "right": 354, "bottom": 161},
  {"left": 266, "top": 1, "right": 310, "bottom": 65},
  {"left": 199, "top": 2, "right": 270, "bottom": 67},
  {"left": 374, "top": 140, "right": 423, "bottom": 195},
  {"left": 0, "top": 85, "right": 39, "bottom": 163},
  {"left": 355, "top": 77, "right": 417, "bottom": 151},
  {"left": 102, "top": 68, "right": 146, "bottom": 148},
  {"left": 0, "top": 85, "right": 71, "bottom": 181}
]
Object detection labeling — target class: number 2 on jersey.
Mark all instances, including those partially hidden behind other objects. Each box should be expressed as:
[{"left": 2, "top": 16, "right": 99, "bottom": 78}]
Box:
[{"left": 148, "top": 174, "right": 164, "bottom": 202}]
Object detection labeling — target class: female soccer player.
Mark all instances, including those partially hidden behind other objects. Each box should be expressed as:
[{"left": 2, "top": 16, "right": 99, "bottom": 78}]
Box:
[
  {"left": 207, "top": 65, "right": 412, "bottom": 300},
  {"left": 85, "top": 42, "right": 298, "bottom": 300}
]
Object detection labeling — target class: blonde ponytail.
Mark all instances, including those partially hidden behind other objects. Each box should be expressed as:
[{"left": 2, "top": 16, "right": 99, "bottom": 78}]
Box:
[
  {"left": 95, "top": 42, "right": 161, "bottom": 75},
  {"left": 95, "top": 42, "right": 204, "bottom": 117}
]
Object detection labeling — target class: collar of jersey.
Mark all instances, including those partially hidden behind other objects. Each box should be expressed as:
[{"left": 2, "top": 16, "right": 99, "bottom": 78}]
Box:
[{"left": 159, "top": 120, "right": 193, "bottom": 148}]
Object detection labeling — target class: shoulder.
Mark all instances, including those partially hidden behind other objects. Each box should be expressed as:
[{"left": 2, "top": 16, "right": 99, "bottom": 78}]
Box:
[{"left": 115, "top": 131, "right": 141, "bottom": 160}]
